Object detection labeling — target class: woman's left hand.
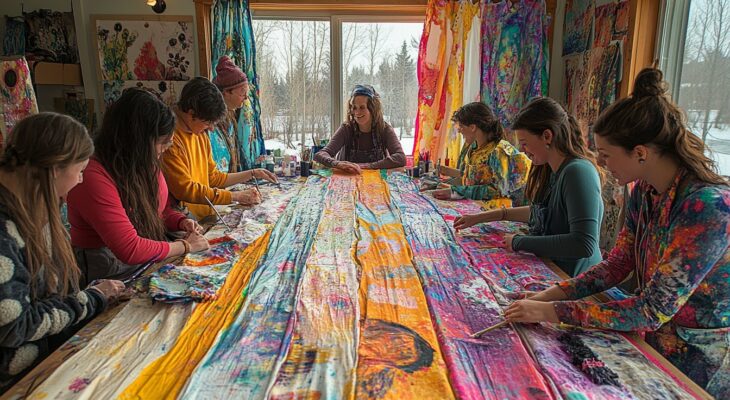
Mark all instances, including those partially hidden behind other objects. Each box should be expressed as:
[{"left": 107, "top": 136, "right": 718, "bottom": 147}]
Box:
[
  {"left": 504, "top": 300, "right": 560, "bottom": 323},
  {"left": 252, "top": 168, "right": 278, "bottom": 183},
  {"left": 499, "top": 233, "right": 516, "bottom": 251},
  {"left": 180, "top": 219, "right": 204, "bottom": 234},
  {"left": 432, "top": 189, "right": 452, "bottom": 200}
]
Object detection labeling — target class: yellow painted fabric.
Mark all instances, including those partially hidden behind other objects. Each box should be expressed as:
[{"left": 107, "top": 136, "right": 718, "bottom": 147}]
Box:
[
  {"left": 119, "top": 230, "right": 271, "bottom": 400},
  {"left": 354, "top": 171, "right": 454, "bottom": 399},
  {"left": 414, "top": 1, "right": 480, "bottom": 164}
]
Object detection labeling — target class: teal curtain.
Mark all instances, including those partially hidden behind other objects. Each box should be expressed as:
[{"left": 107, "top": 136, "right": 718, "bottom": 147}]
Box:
[{"left": 211, "top": 0, "right": 265, "bottom": 170}]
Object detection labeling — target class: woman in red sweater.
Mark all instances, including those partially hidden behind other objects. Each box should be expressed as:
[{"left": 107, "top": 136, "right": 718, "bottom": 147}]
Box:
[{"left": 67, "top": 88, "right": 209, "bottom": 284}]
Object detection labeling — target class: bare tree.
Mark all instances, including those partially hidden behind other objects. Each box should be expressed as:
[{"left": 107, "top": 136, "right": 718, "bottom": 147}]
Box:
[
  {"left": 690, "top": 0, "right": 730, "bottom": 141},
  {"left": 366, "top": 24, "right": 386, "bottom": 83}
]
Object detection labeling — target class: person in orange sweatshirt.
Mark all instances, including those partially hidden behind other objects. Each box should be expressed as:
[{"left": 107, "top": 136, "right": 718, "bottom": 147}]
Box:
[{"left": 162, "top": 77, "right": 277, "bottom": 219}]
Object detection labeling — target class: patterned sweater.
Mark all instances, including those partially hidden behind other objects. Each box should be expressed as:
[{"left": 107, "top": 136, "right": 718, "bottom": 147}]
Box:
[
  {"left": 555, "top": 170, "right": 730, "bottom": 331},
  {"left": 0, "top": 208, "right": 106, "bottom": 389},
  {"left": 451, "top": 139, "right": 530, "bottom": 208}
]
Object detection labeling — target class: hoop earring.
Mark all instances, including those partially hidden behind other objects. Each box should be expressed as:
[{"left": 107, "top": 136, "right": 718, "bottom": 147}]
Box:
[
  {"left": 638, "top": 159, "right": 645, "bottom": 164},
  {"left": 545, "top": 144, "right": 551, "bottom": 149}
]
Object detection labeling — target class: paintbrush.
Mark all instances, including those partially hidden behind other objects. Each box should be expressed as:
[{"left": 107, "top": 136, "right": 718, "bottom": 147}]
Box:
[
  {"left": 251, "top": 175, "right": 261, "bottom": 195},
  {"left": 204, "top": 195, "right": 234, "bottom": 232},
  {"left": 470, "top": 319, "right": 510, "bottom": 337}
]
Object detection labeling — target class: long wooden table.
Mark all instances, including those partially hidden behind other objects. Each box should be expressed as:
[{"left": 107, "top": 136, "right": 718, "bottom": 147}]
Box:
[{"left": 1, "top": 186, "right": 713, "bottom": 399}]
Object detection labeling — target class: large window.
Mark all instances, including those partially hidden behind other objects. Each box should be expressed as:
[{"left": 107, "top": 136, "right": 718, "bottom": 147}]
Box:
[
  {"left": 659, "top": 0, "right": 730, "bottom": 176},
  {"left": 253, "top": 15, "right": 423, "bottom": 155}
]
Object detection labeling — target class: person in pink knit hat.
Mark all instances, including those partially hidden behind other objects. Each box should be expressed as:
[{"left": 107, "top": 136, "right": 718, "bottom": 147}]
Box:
[{"left": 209, "top": 56, "right": 270, "bottom": 176}]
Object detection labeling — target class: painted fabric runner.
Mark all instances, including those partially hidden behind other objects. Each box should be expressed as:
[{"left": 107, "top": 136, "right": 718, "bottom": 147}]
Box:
[
  {"left": 180, "top": 176, "right": 328, "bottom": 399},
  {"left": 354, "top": 171, "right": 454, "bottom": 399},
  {"left": 148, "top": 236, "right": 244, "bottom": 302},
  {"left": 120, "top": 231, "right": 272, "bottom": 400},
  {"left": 146, "top": 180, "right": 301, "bottom": 302},
  {"left": 270, "top": 174, "right": 360, "bottom": 399},
  {"left": 387, "top": 172, "right": 553, "bottom": 399},
  {"left": 428, "top": 192, "right": 698, "bottom": 399},
  {"left": 29, "top": 298, "right": 192, "bottom": 400},
  {"left": 520, "top": 324, "right": 697, "bottom": 399}
]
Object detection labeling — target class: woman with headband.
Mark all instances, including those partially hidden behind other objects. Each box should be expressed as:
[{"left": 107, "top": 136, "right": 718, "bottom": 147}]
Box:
[{"left": 314, "top": 84, "right": 406, "bottom": 173}]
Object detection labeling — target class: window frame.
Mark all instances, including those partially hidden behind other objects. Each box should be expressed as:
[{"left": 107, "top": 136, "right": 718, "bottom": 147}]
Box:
[{"left": 250, "top": 6, "right": 424, "bottom": 138}]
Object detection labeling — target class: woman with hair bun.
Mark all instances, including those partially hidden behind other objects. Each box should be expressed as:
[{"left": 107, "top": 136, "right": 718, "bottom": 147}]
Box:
[{"left": 503, "top": 68, "right": 730, "bottom": 398}]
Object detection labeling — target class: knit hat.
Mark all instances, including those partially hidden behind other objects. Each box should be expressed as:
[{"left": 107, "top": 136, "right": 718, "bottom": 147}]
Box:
[{"left": 212, "top": 56, "right": 248, "bottom": 90}]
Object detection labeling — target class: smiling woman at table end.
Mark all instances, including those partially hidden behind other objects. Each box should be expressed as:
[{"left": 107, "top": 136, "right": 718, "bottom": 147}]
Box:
[{"left": 314, "top": 84, "right": 406, "bottom": 174}]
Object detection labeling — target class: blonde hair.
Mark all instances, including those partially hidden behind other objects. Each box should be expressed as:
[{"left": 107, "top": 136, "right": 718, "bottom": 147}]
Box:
[{"left": 0, "top": 113, "right": 93, "bottom": 298}]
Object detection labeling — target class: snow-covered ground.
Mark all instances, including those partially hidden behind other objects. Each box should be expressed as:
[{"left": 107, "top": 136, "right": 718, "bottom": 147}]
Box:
[{"left": 705, "top": 126, "right": 730, "bottom": 177}]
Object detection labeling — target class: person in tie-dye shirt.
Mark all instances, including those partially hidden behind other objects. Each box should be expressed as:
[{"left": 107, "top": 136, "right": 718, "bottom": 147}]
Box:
[
  {"left": 433, "top": 102, "right": 530, "bottom": 209},
  {"left": 505, "top": 68, "right": 730, "bottom": 398}
]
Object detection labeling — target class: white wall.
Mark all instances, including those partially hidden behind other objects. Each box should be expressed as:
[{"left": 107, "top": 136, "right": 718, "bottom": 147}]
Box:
[{"left": 0, "top": 0, "right": 198, "bottom": 118}]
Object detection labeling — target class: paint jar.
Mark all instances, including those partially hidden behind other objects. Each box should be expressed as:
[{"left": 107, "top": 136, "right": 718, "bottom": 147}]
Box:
[
  {"left": 289, "top": 161, "right": 297, "bottom": 177},
  {"left": 412, "top": 166, "right": 421, "bottom": 178},
  {"left": 300, "top": 161, "right": 311, "bottom": 177}
]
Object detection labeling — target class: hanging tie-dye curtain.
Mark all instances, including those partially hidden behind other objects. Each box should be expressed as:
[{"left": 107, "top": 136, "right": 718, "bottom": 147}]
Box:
[
  {"left": 413, "top": 0, "right": 480, "bottom": 164},
  {"left": 480, "top": 0, "right": 549, "bottom": 131},
  {"left": 211, "top": 0, "right": 265, "bottom": 170}
]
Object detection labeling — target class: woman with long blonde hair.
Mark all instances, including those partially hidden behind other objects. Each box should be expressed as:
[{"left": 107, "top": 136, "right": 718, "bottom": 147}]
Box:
[{"left": 0, "top": 113, "right": 125, "bottom": 389}]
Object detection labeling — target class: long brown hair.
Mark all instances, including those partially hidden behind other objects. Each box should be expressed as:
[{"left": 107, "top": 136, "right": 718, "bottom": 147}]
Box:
[
  {"left": 512, "top": 97, "right": 604, "bottom": 202},
  {"left": 94, "top": 88, "right": 176, "bottom": 241},
  {"left": 594, "top": 68, "right": 726, "bottom": 185},
  {"left": 346, "top": 84, "right": 387, "bottom": 138},
  {"left": 0, "top": 113, "right": 92, "bottom": 298},
  {"left": 451, "top": 102, "right": 505, "bottom": 144}
]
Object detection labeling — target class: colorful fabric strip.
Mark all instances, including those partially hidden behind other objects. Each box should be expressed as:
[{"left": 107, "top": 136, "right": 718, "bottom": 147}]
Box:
[
  {"left": 119, "top": 231, "right": 271, "bottom": 400},
  {"left": 387, "top": 172, "right": 554, "bottom": 399},
  {"left": 180, "top": 176, "right": 328, "bottom": 399},
  {"left": 354, "top": 171, "right": 454, "bottom": 399}
]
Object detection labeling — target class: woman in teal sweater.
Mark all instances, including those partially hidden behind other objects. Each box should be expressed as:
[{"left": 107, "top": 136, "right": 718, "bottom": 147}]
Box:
[{"left": 455, "top": 97, "right": 603, "bottom": 276}]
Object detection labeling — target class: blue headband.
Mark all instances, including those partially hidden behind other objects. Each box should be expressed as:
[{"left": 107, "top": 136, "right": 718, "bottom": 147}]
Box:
[{"left": 352, "top": 84, "right": 377, "bottom": 98}]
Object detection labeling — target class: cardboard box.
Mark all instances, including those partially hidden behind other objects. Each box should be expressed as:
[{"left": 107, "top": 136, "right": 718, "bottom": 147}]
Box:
[{"left": 33, "top": 62, "right": 82, "bottom": 85}]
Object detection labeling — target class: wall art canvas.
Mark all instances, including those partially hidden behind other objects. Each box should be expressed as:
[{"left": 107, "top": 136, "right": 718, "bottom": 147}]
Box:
[
  {"left": 92, "top": 15, "right": 193, "bottom": 109},
  {"left": 563, "top": 0, "right": 595, "bottom": 56}
]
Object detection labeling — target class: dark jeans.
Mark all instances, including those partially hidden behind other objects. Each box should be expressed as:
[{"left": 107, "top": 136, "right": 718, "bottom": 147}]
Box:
[{"left": 74, "top": 247, "right": 137, "bottom": 287}]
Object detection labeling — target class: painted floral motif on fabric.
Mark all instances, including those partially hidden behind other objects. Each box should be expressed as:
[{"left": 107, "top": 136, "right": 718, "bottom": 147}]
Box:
[
  {"left": 451, "top": 139, "right": 531, "bottom": 208},
  {"left": 96, "top": 18, "right": 192, "bottom": 108},
  {"left": 480, "top": 0, "right": 549, "bottom": 129}
]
